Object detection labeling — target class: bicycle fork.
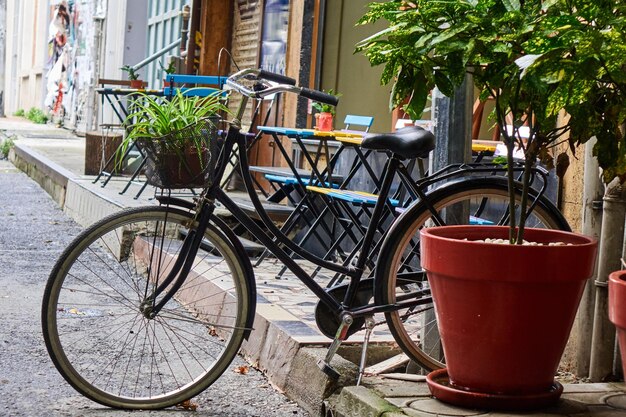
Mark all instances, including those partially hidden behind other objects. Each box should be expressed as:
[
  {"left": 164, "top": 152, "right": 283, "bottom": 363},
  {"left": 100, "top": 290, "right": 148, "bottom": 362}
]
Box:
[{"left": 141, "top": 201, "right": 214, "bottom": 319}]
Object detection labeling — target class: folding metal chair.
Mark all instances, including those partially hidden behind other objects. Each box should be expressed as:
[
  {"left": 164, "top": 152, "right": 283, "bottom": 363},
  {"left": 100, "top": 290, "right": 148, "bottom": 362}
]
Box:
[{"left": 256, "top": 116, "right": 382, "bottom": 280}]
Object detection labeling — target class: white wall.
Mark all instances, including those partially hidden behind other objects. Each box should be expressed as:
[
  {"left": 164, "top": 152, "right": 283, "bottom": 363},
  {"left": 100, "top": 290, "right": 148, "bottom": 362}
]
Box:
[
  {"left": 123, "top": 0, "right": 148, "bottom": 79},
  {"left": 4, "top": 0, "right": 48, "bottom": 113},
  {"left": 98, "top": 0, "right": 147, "bottom": 127}
]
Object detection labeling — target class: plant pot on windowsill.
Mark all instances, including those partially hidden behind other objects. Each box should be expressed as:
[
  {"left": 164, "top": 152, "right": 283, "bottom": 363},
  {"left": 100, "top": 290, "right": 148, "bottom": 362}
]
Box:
[
  {"left": 609, "top": 270, "right": 626, "bottom": 379},
  {"left": 420, "top": 225, "right": 597, "bottom": 411}
]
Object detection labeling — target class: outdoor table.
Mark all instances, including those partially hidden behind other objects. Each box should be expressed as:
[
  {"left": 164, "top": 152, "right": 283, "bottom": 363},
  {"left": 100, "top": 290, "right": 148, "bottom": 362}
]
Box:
[{"left": 96, "top": 87, "right": 164, "bottom": 125}]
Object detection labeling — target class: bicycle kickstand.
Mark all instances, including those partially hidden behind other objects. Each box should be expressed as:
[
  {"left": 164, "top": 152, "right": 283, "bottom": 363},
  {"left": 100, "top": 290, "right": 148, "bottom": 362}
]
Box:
[
  {"left": 317, "top": 313, "right": 353, "bottom": 380},
  {"left": 356, "top": 315, "right": 376, "bottom": 386}
]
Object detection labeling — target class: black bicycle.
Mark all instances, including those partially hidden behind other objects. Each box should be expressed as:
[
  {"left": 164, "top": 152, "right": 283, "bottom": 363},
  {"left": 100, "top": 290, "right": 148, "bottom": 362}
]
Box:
[{"left": 41, "top": 68, "right": 569, "bottom": 409}]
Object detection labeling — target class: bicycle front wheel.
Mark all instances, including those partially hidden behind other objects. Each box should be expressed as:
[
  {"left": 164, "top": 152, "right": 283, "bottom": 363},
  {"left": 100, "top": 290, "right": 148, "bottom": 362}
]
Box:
[
  {"left": 380, "top": 178, "right": 569, "bottom": 371},
  {"left": 42, "top": 206, "right": 252, "bottom": 409}
]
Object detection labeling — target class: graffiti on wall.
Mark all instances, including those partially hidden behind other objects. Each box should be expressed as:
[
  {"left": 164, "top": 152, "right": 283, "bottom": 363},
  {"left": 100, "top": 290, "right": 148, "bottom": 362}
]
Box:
[
  {"left": 45, "top": 0, "right": 98, "bottom": 130},
  {"left": 45, "top": 1, "right": 70, "bottom": 124}
]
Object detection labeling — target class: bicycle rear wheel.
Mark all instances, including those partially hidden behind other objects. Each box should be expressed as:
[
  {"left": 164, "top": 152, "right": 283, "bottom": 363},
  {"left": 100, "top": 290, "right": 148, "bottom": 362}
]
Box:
[
  {"left": 42, "top": 206, "right": 251, "bottom": 409},
  {"left": 379, "top": 178, "right": 569, "bottom": 371}
]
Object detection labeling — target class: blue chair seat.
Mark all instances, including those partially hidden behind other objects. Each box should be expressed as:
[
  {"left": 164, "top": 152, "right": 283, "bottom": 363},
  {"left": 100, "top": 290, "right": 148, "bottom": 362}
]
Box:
[
  {"left": 306, "top": 186, "right": 400, "bottom": 207},
  {"left": 264, "top": 174, "right": 339, "bottom": 188}
]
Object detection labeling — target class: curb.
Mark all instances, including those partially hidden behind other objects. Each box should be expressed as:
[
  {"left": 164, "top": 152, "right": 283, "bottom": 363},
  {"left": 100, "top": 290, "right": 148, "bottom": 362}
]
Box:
[
  {"left": 10, "top": 143, "right": 76, "bottom": 207},
  {"left": 325, "top": 385, "right": 403, "bottom": 417}
]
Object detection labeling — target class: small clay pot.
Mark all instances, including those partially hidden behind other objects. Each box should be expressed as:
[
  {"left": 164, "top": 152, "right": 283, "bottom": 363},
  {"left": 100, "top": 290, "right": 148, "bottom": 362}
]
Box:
[{"left": 315, "top": 112, "right": 333, "bottom": 131}]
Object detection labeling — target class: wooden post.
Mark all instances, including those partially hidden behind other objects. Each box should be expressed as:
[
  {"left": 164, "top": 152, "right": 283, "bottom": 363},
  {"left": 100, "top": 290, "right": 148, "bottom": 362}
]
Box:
[
  {"left": 199, "top": 0, "right": 234, "bottom": 75},
  {"left": 185, "top": 0, "right": 202, "bottom": 74},
  {"left": 431, "top": 75, "right": 473, "bottom": 169},
  {"left": 590, "top": 182, "right": 626, "bottom": 381}
]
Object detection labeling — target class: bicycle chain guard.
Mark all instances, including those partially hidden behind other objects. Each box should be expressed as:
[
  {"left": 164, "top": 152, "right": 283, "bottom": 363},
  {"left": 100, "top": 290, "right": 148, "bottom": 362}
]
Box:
[{"left": 314, "top": 278, "right": 375, "bottom": 339}]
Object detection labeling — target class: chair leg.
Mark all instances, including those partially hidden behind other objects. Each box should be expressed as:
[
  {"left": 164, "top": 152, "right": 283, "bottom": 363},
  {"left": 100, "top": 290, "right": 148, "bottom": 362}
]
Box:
[{"left": 120, "top": 158, "right": 147, "bottom": 195}]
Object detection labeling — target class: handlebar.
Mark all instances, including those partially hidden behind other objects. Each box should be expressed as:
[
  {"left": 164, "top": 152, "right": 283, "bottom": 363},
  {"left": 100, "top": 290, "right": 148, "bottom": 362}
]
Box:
[
  {"left": 257, "top": 69, "right": 297, "bottom": 86},
  {"left": 300, "top": 88, "right": 339, "bottom": 107},
  {"left": 225, "top": 68, "right": 339, "bottom": 107}
]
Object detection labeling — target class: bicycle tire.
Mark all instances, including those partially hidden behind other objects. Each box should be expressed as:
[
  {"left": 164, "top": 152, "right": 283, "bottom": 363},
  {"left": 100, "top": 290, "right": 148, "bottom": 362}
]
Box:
[
  {"left": 42, "top": 206, "right": 252, "bottom": 409},
  {"left": 378, "top": 178, "right": 569, "bottom": 371}
]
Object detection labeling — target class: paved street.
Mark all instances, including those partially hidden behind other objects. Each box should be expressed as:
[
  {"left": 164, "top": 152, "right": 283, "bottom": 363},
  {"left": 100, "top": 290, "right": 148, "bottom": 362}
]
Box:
[{"left": 0, "top": 157, "right": 308, "bottom": 417}]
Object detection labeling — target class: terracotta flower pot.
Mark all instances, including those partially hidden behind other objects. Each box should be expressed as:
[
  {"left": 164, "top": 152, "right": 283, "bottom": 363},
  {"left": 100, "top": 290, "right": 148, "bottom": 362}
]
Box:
[
  {"left": 609, "top": 270, "right": 626, "bottom": 378},
  {"left": 420, "top": 225, "right": 597, "bottom": 410},
  {"left": 315, "top": 112, "right": 333, "bottom": 131},
  {"left": 130, "top": 79, "right": 144, "bottom": 89}
]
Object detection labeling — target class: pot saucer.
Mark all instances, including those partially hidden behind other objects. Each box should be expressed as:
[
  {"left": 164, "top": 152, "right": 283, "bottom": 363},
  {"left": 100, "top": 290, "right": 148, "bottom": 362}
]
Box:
[{"left": 426, "top": 368, "right": 563, "bottom": 411}]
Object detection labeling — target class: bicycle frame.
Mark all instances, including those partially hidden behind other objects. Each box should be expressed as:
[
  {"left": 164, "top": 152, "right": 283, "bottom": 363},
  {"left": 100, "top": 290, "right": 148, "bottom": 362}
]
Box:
[
  {"left": 208, "top": 123, "right": 412, "bottom": 316},
  {"left": 151, "top": 71, "right": 555, "bottom": 320}
]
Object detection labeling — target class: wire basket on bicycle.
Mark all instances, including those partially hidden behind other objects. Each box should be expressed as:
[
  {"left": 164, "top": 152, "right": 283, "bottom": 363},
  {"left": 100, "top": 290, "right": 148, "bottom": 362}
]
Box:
[{"left": 136, "top": 117, "right": 220, "bottom": 189}]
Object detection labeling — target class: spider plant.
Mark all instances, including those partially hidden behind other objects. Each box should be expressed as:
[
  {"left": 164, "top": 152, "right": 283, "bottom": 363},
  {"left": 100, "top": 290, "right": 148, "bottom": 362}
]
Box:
[{"left": 118, "top": 88, "right": 229, "bottom": 170}]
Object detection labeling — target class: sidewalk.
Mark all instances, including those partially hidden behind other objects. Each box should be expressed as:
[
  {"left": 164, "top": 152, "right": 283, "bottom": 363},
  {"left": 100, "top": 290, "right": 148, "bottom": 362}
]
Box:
[{"left": 3, "top": 117, "right": 625, "bottom": 417}]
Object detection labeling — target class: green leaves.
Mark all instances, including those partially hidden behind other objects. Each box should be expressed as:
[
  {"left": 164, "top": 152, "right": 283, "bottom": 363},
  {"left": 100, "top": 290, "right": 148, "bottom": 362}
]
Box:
[
  {"left": 358, "top": 0, "right": 626, "bottom": 185},
  {"left": 118, "top": 88, "right": 229, "bottom": 168},
  {"left": 501, "top": 0, "right": 521, "bottom": 12}
]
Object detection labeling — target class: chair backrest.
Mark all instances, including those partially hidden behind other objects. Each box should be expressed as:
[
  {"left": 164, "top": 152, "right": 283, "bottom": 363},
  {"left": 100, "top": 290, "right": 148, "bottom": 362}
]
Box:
[
  {"left": 164, "top": 74, "right": 227, "bottom": 98},
  {"left": 343, "top": 114, "right": 374, "bottom": 133}
]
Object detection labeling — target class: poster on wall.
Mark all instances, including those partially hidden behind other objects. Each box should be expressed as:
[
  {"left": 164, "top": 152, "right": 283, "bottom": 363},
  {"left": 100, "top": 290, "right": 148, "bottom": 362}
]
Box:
[
  {"left": 45, "top": 0, "right": 71, "bottom": 125},
  {"left": 260, "top": 0, "right": 290, "bottom": 75}
]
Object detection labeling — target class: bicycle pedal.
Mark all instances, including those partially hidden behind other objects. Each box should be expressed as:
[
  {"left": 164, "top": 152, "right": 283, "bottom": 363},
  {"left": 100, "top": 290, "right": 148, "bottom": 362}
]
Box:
[{"left": 317, "top": 359, "right": 340, "bottom": 380}]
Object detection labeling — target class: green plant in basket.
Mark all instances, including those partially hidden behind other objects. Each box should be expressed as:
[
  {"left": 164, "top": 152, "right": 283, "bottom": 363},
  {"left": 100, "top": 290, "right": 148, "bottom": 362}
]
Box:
[{"left": 119, "top": 88, "right": 229, "bottom": 187}]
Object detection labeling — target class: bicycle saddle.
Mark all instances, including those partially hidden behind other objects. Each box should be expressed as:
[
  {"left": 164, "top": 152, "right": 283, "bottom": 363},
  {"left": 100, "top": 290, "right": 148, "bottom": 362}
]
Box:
[{"left": 361, "top": 125, "right": 435, "bottom": 159}]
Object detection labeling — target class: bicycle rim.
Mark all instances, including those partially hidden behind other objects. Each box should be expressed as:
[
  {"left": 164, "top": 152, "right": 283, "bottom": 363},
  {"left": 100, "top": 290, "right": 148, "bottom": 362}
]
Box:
[
  {"left": 382, "top": 182, "right": 566, "bottom": 371},
  {"left": 42, "top": 206, "right": 250, "bottom": 409}
]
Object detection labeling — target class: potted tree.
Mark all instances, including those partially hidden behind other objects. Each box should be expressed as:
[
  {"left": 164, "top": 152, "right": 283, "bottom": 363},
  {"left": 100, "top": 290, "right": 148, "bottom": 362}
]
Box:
[
  {"left": 121, "top": 65, "right": 144, "bottom": 89},
  {"left": 312, "top": 90, "right": 339, "bottom": 131},
  {"left": 358, "top": 0, "right": 626, "bottom": 410},
  {"left": 120, "top": 88, "right": 228, "bottom": 188}
]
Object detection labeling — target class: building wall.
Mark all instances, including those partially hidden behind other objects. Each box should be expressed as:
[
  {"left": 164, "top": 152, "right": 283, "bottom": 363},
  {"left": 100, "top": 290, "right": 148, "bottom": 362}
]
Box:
[
  {"left": 319, "top": 0, "right": 392, "bottom": 132},
  {"left": 4, "top": 0, "right": 48, "bottom": 113},
  {"left": 97, "top": 0, "right": 148, "bottom": 129},
  {"left": 557, "top": 112, "right": 586, "bottom": 233},
  {"left": 65, "top": 0, "right": 101, "bottom": 131},
  {"left": 2, "top": 0, "right": 145, "bottom": 133}
]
